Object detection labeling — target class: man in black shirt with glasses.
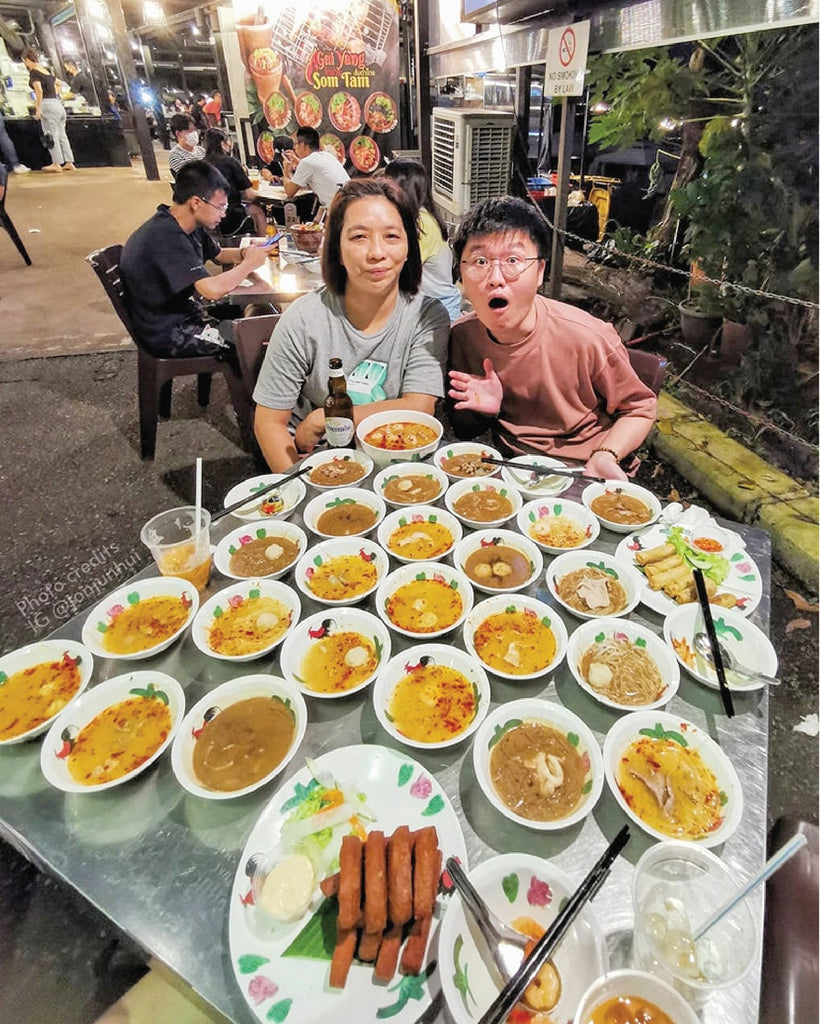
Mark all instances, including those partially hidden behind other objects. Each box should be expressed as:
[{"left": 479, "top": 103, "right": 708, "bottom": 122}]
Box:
[{"left": 120, "top": 161, "right": 268, "bottom": 358}]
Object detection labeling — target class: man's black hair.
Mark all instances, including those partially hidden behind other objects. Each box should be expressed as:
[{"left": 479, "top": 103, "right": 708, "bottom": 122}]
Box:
[
  {"left": 452, "top": 196, "right": 551, "bottom": 274},
  {"left": 295, "top": 126, "right": 320, "bottom": 150},
  {"left": 169, "top": 113, "right": 194, "bottom": 136},
  {"left": 172, "top": 160, "right": 229, "bottom": 203}
]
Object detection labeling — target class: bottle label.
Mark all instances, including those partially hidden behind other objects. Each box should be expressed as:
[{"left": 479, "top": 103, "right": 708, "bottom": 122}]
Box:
[{"left": 325, "top": 417, "right": 355, "bottom": 447}]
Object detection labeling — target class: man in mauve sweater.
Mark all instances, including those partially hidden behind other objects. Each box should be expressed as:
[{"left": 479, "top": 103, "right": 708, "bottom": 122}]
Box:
[{"left": 447, "top": 196, "right": 656, "bottom": 481}]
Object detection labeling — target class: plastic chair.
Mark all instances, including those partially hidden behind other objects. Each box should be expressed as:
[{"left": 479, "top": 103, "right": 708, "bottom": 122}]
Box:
[
  {"left": 232, "top": 313, "right": 281, "bottom": 398},
  {"left": 626, "top": 348, "right": 667, "bottom": 396},
  {"left": 0, "top": 172, "right": 32, "bottom": 266},
  {"left": 86, "top": 244, "right": 254, "bottom": 459},
  {"left": 760, "top": 817, "right": 818, "bottom": 1024}
]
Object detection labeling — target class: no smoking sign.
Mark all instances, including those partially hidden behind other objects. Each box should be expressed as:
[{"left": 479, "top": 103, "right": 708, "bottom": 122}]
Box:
[{"left": 546, "top": 20, "right": 590, "bottom": 96}]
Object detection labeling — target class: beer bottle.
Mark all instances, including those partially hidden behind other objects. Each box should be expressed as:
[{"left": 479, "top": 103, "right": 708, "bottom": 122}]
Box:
[{"left": 324, "top": 358, "right": 356, "bottom": 449}]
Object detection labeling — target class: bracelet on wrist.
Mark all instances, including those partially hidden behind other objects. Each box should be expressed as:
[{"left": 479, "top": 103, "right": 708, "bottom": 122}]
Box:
[{"left": 590, "top": 446, "right": 621, "bottom": 462}]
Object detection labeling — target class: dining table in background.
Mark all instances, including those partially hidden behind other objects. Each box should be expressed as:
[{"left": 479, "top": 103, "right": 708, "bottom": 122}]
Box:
[
  {"left": 0, "top": 468, "right": 772, "bottom": 1024},
  {"left": 253, "top": 181, "right": 316, "bottom": 225},
  {"left": 229, "top": 247, "right": 323, "bottom": 307}
]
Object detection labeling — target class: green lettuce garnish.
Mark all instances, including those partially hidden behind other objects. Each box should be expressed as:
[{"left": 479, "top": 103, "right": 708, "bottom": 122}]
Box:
[{"left": 667, "top": 525, "right": 730, "bottom": 585}]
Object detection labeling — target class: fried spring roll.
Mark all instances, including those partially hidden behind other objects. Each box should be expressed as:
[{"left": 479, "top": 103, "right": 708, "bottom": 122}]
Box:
[
  {"left": 649, "top": 554, "right": 685, "bottom": 574},
  {"left": 374, "top": 922, "right": 403, "bottom": 983},
  {"left": 387, "top": 826, "right": 414, "bottom": 927},
  {"left": 357, "top": 929, "right": 383, "bottom": 963},
  {"left": 645, "top": 562, "right": 688, "bottom": 590},
  {"left": 635, "top": 542, "right": 676, "bottom": 566},
  {"left": 364, "top": 830, "right": 388, "bottom": 934},
  {"left": 399, "top": 913, "right": 432, "bottom": 976},
  {"left": 412, "top": 826, "right": 441, "bottom": 921},
  {"left": 669, "top": 572, "right": 715, "bottom": 599},
  {"left": 329, "top": 926, "right": 357, "bottom": 989},
  {"left": 338, "top": 834, "right": 363, "bottom": 931},
  {"left": 711, "top": 592, "right": 738, "bottom": 608}
]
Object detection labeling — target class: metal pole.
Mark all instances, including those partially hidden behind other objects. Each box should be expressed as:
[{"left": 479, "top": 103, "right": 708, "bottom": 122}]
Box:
[
  {"left": 108, "top": 0, "right": 159, "bottom": 179},
  {"left": 549, "top": 95, "right": 576, "bottom": 299},
  {"left": 512, "top": 65, "right": 532, "bottom": 197},
  {"left": 413, "top": 0, "right": 431, "bottom": 167}
]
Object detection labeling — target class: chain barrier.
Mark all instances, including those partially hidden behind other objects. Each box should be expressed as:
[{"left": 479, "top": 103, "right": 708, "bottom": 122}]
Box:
[{"left": 532, "top": 197, "right": 820, "bottom": 312}]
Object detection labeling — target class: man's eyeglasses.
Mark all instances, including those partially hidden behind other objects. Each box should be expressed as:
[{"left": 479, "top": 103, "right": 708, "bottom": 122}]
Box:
[
  {"left": 460, "top": 255, "right": 541, "bottom": 282},
  {"left": 198, "top": 196, "right": 229, "bottom": 213}
]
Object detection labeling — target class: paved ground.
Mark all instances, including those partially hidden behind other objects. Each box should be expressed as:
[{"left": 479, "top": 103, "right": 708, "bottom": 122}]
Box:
[{"left": 0, "top": 157, "right": 817, "bottom": 1023}]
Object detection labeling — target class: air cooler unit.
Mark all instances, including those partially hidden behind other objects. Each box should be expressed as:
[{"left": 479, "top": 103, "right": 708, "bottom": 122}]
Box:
[{"left": 431, "top": 108, "right": 515, "bottom": 219}]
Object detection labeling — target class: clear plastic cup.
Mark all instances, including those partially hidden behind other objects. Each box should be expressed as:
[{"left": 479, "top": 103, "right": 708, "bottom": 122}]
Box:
[
  {"left": 631, "top": 842, "right": 758, "bottom": 1009},
  {"left": 141, "top": 507, "right": 212, "bottom": 592}
]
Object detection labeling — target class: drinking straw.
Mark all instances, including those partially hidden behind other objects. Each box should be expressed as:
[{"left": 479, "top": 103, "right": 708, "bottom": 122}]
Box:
[
  {"left": 195, "top": 457, "right": 203, "bottom": 532},
  {"left": 693, "top": 832, "right": 808, "bottom": 941}
]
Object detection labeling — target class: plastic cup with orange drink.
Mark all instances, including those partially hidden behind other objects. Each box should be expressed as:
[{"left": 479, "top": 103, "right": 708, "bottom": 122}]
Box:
[{"left": 141, "top": 507, "right": 212, "bottom": 592}]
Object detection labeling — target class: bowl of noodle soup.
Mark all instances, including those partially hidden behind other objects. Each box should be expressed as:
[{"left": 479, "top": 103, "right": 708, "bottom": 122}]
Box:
[
  {"left": 603, "top": 710, "right": 743, "bottom": 846},
  {"left": 191, "top": 579, "right": 300, "bottom": 662},
  {"left": 517, "top": 498, "right": 600, "bottom": 554},
  {"left": 294, "top": 537, "right": 389, "bottom": 606},
  {"left": 472, "top": 698, "right": 604, "bottom": 830},
  {"left": 546, "top": 550, "right": 641, "bottom": 620},
  {"left": 566, "top": 618, "right": 679, "bottom": 711},
  {"left": 462, "top": 593, "right": 568, "bottom": 681}
]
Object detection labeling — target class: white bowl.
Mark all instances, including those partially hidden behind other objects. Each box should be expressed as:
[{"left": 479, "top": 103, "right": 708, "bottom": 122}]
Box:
[
  {"left": 302, "top": 487, "right": 385, "bottom": 539},
  {"left": 213, "top": 520, "right": 308, "bottom": 581},
  {"left": 372, "top": 462, "right": 449, "bottom": 507},
  {"left": 373, "top": 643, "right": 490, "bottom": 750},
  {"left": 222, "top": 473, "right": 306, "bottom": 522},
  {"left": 377, "top": 505, "right": 462, "bottom": 563},
  {"left": 472, "top": 698, "right": 604, "bottom": 830},
  {"left": 546, "top": 549, "right": 642, "bottom": 620},
  {"left": 444, "top": 476, "right": 522, "bottom": 528},
  {"left": 663, "top": 603, "right": 778, "bottom": 692},
  {"left": 0, "top": 640, "right": 94, "bottom": 746},
  {"left": 81, "top": 576, "right": 198, "bottom": 661},
  {"left": 293, "top": 537, "right": 389, "bottom": 606},
  {"left": 40, "top": 670, "right": 185, "bottom": 793},
  {"left": 499, "top": 453, "right": 575, "bottom": 498},
  {"left": 517, "top": 498, "right": 600, "bottom": 554},
  {"left": 573, "top": 969, "right": 700, "bottom": 1024},
  {"left": 581, "top": 480, "right": 661, "bottom": 534},
  {"left": 441, "top": 853, "right": 608, "bottom": 1024},
  {"left": 279, "top": 608, "right": 391, "bottom": 698},
  {"left": 567, "top": 617, "right": 680, "bottom": 710},
  {"left": 452, "top": 528, "right": 542, "bottom": 595},
  {"left": 603, "top": 709, "right": 743, "bottom": 846},
  {"left": 375, "top": 561, "right": 474, "bottom": 639},
  {"left": 356, "top": 409, "right": 443, "bottom": 468},
  {"left": 170, "top": 674, "right": 307, "bottom": 799},
  {"left": 463, "top": 593, "right": 568, "bottom": 681},
  {"left": 300, "top": 449, "right": 374, "bottom": 490},
  {"left": 433, "top": 441, "right": 502, "bottom": 481},
  {"left": 191, "top": 579, "right": 300, "bottom": 662}
]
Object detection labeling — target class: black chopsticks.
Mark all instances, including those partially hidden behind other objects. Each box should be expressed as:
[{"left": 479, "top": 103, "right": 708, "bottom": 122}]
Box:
[
  {"left": 477, "top": 826, "right": 630, "bottom": 1024},
  {"left": 479, "top": 455, "right": 603, "bottom": 484},
  {"left": 211, "top": 461, "right": 314, "bottom": 522},
  {"left": 693, "top": 568, "right": 735, "bottom": 717}
]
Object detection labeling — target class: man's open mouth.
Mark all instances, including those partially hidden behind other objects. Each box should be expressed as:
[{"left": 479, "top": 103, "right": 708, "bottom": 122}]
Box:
[{"left": 488, "top": 297, "right": 508, "bottom": 309}]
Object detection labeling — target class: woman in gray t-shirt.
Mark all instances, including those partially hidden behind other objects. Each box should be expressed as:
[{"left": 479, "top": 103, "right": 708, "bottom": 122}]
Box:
[{"left": 254, "top": 178, "right": 449, "bottom": 472}]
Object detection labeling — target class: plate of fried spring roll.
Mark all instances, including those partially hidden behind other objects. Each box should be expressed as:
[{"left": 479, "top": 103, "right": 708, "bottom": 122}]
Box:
[
  {"left": 616, "top": 524, "right": 762, "bottom": 618},
  {"left": 229, "top": 744, "right": 468, "bottom": 1024}
]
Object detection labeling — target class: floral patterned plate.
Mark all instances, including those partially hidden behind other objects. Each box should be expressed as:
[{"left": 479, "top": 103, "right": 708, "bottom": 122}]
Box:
[
  {"left": 439, "top": 852, "right": 607, "bottom": 1024},
  {"left": 615, "top": 523, "right": 762, "bottom": 618},
  {"left": 228, "top": 744, "right": 468, "bottom": 1024}
]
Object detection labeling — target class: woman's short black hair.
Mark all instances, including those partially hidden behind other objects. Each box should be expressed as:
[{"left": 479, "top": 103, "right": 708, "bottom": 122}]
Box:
[
  {"left": 452, "top": 196, "right": 551, "bottom": 277},
  {"left": 172, "top": 160, "right": 229, "bottom": 204},
  {"left": 203, "top": 127, "right": 230, "bottom": 155},
  {"left": 321, "top": 178, "right": 422, "bottom": 297}
]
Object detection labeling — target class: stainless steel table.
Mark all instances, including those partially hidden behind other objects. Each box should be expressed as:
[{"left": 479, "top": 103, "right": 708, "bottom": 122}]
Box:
[{"left": 0, "top": 472, "right": 770, "bottom": 1024}]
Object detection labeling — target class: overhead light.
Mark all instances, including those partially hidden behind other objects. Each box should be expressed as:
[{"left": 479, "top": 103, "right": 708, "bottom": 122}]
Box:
[
  {"left": 190, "top": 24, "right": 200, "bottom": 35},
  {"left": 591, "top": 102, "right": 609, "bottom": 114},
  {"left": 659, "top": 118, "right": 677, "bottom": 131},
  {"left": 143, "top": 2, "right": 164, "bottom": 23}
]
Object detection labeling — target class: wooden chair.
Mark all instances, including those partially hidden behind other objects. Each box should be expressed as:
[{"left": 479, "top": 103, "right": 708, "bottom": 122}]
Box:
[
  {"left": 232, "top": 313, "right": 281, "bottom": 397},
  {"left": 627, "top": 347, "right": 667, "bottom": 395},
  {"left": 86, "top": 244, "right": 255, "bottom": 459},
  {"left": 0, "top": 172, "right": 32, "bottom": 266}
]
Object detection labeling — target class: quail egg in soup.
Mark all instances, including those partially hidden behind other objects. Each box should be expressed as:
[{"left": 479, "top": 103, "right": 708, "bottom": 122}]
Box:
[
  {"left": 308, "top": 554, "right": 378, "bottom": 602},
  {"left": 299, "top": 632, "right": 378, "bottom": 693},
  {"left": 208, "top": 596, "right": 291, "bottom": 657},
  {"left": 382, "top": 474, "right": 442, "bottom": 504},
  {"left": 464, "top": 545, "right": 531, "bottom": 589},
  {"left": 228, "top": 536, "right": 300, "bottom": 577},
  {"left": 453, "top": 489, "right": 513, "bottom": 523},
  {"left": 386, "top": 578, "right": 463, "bottom": 633},
  {"left": 473, "top": 610, "right": 556, "bottom": 675}
]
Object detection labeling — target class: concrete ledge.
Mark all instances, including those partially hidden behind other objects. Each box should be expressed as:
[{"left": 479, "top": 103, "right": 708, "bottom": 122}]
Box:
[{"left": 651, "top": 392, "right": 819, "bottom": 588}]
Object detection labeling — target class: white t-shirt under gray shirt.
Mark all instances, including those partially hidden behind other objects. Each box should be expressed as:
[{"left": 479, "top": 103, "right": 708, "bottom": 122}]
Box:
[
  {"left": 291, "top": 150, "right": 350, "bottom": 207},
  {"left": 253, "top": 288, "right": 449, "bottom": 428}
]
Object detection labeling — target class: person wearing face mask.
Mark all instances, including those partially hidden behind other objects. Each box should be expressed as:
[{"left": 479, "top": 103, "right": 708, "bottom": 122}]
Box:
[
  {"left": 168, "top": 114, "right": 205, "bottom": 177},
  {"left": 203, "top": 127, "right": 266, "bottom": 235},
  {"left": 447, "top": 197, "right": 656, "bottom": 481}
]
